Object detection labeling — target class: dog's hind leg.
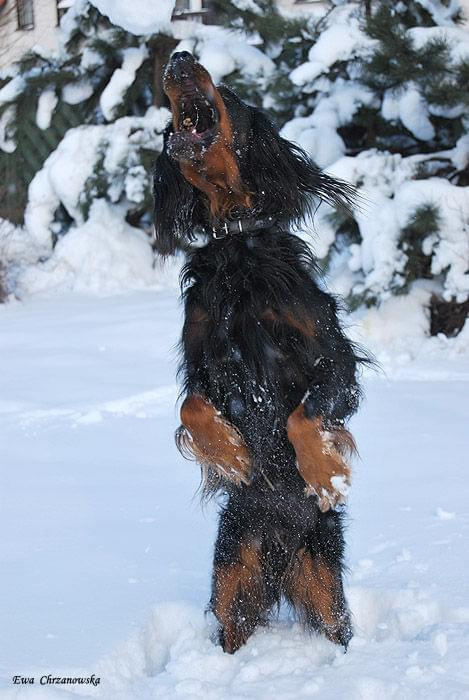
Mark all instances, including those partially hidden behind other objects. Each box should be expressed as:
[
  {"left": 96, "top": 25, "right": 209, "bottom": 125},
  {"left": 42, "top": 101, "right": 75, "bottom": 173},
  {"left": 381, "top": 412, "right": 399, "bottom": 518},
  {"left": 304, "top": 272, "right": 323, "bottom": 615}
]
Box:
[
  {"left": 283, "top": 546, "right": 352, "bottom": 649},
  {"left": 211, "top": 545, "right": 266, "bottom": 654},
  {"left": 211, "top": 508, "right": 274, "bottom": 654}
]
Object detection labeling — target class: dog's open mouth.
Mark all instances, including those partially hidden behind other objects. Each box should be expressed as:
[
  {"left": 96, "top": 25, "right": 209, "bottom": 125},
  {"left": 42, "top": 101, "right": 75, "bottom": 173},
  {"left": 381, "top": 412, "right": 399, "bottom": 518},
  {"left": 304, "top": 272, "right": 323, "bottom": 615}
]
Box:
[
  {"left": 178, "top": 93, "right": 218, "bottom": 140},
  {"left": 164, "top": 52, "right": 220, "bottom": 160},
  {"left": 167, "top": 90, "right": 219, "bottom": 159}
]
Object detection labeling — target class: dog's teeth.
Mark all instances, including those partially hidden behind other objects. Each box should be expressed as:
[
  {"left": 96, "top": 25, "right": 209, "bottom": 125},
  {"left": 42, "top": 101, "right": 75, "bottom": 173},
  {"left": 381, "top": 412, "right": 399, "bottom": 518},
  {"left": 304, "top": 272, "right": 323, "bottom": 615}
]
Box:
[{"left": 183, "top": 117, "right": 193, "bottom": 127}]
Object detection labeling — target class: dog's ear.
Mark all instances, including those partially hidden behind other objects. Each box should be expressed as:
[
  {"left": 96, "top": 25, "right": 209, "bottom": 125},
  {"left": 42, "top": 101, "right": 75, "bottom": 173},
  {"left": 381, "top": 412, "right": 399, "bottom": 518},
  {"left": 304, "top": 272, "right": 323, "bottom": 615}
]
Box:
[
  {"left": 246, "top": 108, "right": 357, "bottom": 221},
  {"left": 153, "top": 127, "right": 198, "bottom": 256}
]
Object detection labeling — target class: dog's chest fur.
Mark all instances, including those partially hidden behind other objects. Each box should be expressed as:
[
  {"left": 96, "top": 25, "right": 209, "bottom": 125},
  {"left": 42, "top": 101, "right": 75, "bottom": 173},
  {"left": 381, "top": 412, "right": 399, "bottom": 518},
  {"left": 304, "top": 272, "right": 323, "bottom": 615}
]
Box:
[{"left": 180, "top": 229, "right": 331, "bottom": 457}]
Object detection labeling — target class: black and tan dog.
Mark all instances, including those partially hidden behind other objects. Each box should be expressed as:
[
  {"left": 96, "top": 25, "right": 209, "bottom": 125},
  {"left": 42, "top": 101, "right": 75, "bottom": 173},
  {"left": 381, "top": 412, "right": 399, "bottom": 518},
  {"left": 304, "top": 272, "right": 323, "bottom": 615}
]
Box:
[{"left": 153, "top": 51, "right": 366, "bottom": 654}]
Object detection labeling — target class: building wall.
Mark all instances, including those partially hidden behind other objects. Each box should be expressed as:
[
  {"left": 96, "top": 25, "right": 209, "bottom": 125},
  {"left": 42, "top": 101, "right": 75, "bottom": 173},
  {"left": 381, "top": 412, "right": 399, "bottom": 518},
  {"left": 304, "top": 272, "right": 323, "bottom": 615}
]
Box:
[{"left": 0, "top": 0, "right": 59, "bottom": 72}]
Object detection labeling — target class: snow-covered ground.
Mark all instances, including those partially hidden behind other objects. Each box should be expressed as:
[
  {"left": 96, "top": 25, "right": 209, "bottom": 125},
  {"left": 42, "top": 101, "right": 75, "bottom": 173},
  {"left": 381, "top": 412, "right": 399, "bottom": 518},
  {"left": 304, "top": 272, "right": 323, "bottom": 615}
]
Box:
[{"left": 1, "top": 290, "right": 469, "bottom": 699}]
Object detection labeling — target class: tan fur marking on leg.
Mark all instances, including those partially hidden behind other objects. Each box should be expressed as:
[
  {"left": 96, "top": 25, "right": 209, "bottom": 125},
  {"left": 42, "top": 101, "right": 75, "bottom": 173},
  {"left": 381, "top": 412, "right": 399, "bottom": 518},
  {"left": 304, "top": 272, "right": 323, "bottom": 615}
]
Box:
[
  {"left": 285, "top": 549, "right": 352, "bottom": 647},
  {"left": 179, "top": 395, "right": 251, "bottom": 486},
  {"left": 213, "top": 544, "right": 262, "bottom": 653},
  {"left": 287, "top": 404, "right": 355, "bottom": 511},
  {"left": 287, "top": 549, "right": 337, "bottom": 629}
]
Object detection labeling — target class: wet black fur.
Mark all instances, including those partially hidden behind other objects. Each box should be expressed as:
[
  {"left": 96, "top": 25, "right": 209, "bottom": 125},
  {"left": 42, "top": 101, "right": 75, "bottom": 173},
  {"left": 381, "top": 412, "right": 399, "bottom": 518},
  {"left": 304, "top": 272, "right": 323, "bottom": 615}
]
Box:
[{"left": 153, "top": 84, "right": 367, "bottom": 651}]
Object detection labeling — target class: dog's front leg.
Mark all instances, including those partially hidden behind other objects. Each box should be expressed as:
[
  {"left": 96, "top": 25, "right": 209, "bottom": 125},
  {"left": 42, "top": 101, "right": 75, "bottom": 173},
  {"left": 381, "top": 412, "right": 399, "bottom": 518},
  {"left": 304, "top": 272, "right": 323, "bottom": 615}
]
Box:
[
  {"left": 287, "top": 404, "right": 355, "bottom": 512},
  {"left": 177, "top": 395, "right": 252, "bottom": 487}
]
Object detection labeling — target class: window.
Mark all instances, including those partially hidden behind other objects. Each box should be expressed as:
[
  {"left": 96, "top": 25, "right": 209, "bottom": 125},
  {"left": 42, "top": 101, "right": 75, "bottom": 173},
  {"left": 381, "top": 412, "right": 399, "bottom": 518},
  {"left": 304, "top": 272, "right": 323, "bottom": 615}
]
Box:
[
  {"left": 173, "top": 0, "right": 208, "bottom": 22},
  {"left": 56, "top": 0, "right": 72, "bottom": 24},
  {"left": 174, "top": 0, "right": 204, "bottom": 11},
  {"left": 17, "top": 0, "right": 34, "bottom": 30}
]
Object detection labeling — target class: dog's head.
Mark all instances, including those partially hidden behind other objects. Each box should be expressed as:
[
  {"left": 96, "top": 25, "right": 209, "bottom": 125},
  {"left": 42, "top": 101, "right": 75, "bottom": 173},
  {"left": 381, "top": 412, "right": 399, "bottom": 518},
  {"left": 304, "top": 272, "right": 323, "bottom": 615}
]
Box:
[{"left": 153, "top": 52, "right": 356, "bottom": 255}]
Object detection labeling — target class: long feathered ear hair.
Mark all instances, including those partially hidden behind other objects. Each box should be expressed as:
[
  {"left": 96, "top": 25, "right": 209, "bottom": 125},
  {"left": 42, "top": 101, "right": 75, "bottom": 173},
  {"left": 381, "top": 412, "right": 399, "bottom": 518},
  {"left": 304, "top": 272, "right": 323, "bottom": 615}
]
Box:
[
  {"left": 153, "top": 126, "right": 199, "bottom": 256},
  {"left": 245, "top": 108, "right": 358, "bottom": 222}
]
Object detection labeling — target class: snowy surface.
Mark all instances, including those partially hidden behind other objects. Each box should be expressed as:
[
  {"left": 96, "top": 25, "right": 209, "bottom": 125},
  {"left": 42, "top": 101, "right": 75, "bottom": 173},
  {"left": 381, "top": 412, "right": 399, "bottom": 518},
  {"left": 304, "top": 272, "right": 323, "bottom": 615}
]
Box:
[
  {"left": 281, "top": 80, "right": 375, "bottom": 168},
  {"left": 62, "top": 81, "right": 94, "bottom": 106},
  {"left": 395, "top": 85, "right": 435, "bottom": 142},
  {"left": 100, "top": 48, "right": 148, "bottom": 122},
  {"left": 408, "top": 25, "right": 469, "bottom": 61},
  {"left": 17, "top": 201, "right": 180, "bottom": 298},
  {"left": 317, "top": 152, "right": 469, "bottom": 304},
  {"left": 1, "top": 291, "right": 469, "bottom": 698},
  {"left": 24, "top": 106, "right": 169, "bottom": 237},
  {"left": 0, "top": 108, "right": 170, "bottom": 286},
  {"left": 172, "top": 25, "right": 275, "bottom": 86},
  {"left": 89, "top": 0, "right": 175, "bottom": 35},
  {"left": 0, "top": 76, "right": 26, "bottom": 108},
  {"left": 36, "top": 89, "right": 58, "bottom": 131},
  {"left": 415, "top": 0, "right": 463, "bottom": 26},
  {"left": 290, "top": 16, "right": 374, "bottom": 87},
  {"left": 0, "top": 106, "right": 16, "bottom": 154},
  {"left": 282, "top": 4, "right": 377, "bottom": 169}
]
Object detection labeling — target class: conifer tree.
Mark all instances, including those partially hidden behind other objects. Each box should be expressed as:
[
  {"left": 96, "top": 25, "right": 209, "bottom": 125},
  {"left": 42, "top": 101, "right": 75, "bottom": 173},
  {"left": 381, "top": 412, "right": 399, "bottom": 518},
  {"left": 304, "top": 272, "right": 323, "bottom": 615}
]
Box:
[
  {"left": 210, "top": 0, "right": 312, "bottom": 122},
  {"left": 283, "top": 0, "right": 469, "bottom": 336},
  {"left": 0, "top": 2, "right": 178, "bottom": 227},
  {"left": 0, "top": 0, "right": 274, "bottom": 231}
]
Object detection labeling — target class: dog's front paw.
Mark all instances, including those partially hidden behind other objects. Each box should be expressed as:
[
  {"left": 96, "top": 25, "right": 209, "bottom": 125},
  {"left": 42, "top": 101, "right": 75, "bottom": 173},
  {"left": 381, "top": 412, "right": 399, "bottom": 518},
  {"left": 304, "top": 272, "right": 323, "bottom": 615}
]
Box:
[
  {"left": 178, "top": 395, "right": 252, "bottom": 486},
  {"left": 304, "top": 474, "right": 351, "bottom": 513},
  {"left": 287, "top": 405, "right": 355, "bottom": 512}
]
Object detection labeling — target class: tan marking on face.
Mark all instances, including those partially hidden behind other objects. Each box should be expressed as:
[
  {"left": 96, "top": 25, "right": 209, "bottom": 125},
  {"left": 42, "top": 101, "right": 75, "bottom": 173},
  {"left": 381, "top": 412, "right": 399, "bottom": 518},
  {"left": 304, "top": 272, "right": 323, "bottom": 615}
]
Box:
[
  {"left": 164, "top": 62, "right": 251, "bottom": 218},
  {"left": 163, "top": 62, "right": 215, "bottom": 134}
]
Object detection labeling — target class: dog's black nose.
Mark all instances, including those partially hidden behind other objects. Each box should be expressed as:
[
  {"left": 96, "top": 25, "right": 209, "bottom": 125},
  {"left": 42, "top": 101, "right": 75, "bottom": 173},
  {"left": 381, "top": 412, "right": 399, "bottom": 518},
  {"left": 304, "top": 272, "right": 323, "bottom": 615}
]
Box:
[
  {"left": 168, "top": 51, "right": 196, "bottom": 81},
  {"left": 171, "top": 51, "right": 195, "bottom": 64}
]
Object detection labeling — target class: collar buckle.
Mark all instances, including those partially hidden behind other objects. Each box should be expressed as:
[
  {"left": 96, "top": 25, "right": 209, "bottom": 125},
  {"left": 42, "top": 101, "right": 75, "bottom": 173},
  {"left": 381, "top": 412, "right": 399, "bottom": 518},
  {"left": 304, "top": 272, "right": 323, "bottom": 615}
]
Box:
[
  {"left": 210, "top": 215, "right": 281, "bottom": 239},
  {"left": 212, "top": 221, "right": 230, "bottom": 240}
]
